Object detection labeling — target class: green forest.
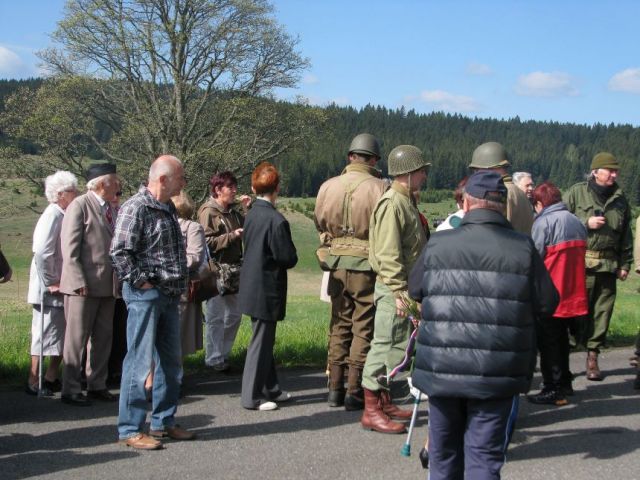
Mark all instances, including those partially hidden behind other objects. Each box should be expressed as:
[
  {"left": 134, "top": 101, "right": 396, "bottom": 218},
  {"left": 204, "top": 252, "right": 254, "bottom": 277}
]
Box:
[{"left": 2, "top": 78, "right": 640, "bottom": 204}]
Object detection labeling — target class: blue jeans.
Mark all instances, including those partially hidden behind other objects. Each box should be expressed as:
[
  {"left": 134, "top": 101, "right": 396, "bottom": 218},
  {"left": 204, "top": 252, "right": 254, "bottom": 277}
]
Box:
[
  {"left": 118, "top": 283, "right": 182, "bottom": 440},
  {"left": 427, "top": 396, "right": 519, "bottom": 480}
]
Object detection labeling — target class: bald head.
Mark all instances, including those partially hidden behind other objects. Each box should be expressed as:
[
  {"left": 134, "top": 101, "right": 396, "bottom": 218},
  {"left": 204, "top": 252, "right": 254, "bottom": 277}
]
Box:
[
  {"left": 147, "top": 154, "right": 186, "bottom": 203},
  {"left": 149, "top": 155, "right": 182, "bottom": 181}
]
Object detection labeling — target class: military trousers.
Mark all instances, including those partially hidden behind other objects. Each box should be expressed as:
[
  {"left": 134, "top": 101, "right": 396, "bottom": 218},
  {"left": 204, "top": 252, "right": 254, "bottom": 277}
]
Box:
[
  {"left": 327, "top": 269, "right": 376, "bottom": 369},
  {"left": 575, "top": 272, "right": 617, "bottom": 353},
  {"left": 361, "top": 281, "right": 412, "bottom": 392}
]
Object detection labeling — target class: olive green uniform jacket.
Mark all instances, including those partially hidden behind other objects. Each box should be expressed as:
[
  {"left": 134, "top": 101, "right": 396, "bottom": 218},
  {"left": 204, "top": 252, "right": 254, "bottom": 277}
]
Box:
[
  {"left": 368, "top": 181, "right": 428, "bottom": 296},
  {"left": 314, "top": 163, "right": 387, "bottom": 271},
  {"left": 564, "top": 181, "right": 633, "bottom": 274},
  {"left": 504, "top": 176, "right": 534, "bottom": 235}
]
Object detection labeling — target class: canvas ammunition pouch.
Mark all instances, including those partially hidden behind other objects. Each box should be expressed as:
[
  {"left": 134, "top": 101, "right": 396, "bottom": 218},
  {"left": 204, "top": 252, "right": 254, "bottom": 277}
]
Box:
[{"left": 584, "top": 249, "right": 617, "bottom": 270}]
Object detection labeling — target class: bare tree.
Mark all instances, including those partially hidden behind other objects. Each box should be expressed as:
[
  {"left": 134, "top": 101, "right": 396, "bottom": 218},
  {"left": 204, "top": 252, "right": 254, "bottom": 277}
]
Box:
[{"left": 16, "top": 0, "right": 322, "bottom": 194}]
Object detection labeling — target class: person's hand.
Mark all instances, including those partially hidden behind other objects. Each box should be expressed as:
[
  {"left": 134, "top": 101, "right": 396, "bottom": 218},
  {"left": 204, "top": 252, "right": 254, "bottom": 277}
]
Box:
[
  {"left": 587, "top": 215, "right": 606, "bottom": 230},
  {"left": 48, "top": 285, "right": 60, "bottom": 294},
  {"left": 617, "top": 269, "right": 629, "bottom": 281},
  {"left": 238, "top": 194, "right": 252, "bottom": 208},
  {"left": 139, "top": 282, "right": 154, "bottom": 289},
  {"left": 395, "top": 296, "right": 407, "bottom": 317},
  {"left": 0, "top": 267, "right": 12, "bottom": 284},
  {"left": 75, "top": 286, "right": 88, "bottom": 296},
  {"left": 233, "top": 228, "right": 244, "bottom": 238}
]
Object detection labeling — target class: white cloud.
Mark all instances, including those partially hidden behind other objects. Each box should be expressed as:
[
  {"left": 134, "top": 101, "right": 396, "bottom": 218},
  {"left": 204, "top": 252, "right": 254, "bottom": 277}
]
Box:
[
  {"left": 608, "top": 68, "right": 640, "bottom": 94},
  {"left": 514, "top": 71, "right": 578, "bottom": 97},
  {"left": 407, "top": 89, "right": 482, "bottom": 113},
  {"left": 0, "top": 45, "right": 26, "bottom": 77},
  {"left": 302, "top": 73, "right": 319, "bottom": 85},
  {"left": 466, "top": 62, "right": 492, "bottom": 76}
]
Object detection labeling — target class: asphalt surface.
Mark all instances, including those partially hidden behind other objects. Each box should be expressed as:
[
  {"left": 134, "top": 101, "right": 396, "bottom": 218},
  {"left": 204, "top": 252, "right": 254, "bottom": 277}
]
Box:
[{"left": 1, "top": 348, "right": 639, "bottom": 480}]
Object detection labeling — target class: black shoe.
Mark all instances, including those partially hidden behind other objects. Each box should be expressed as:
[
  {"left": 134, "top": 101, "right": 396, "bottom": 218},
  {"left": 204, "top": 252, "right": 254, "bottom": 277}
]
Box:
[
  {"left": 634, "top": 375, "right": 640, "bottom": 390},
  {"left": 559, "top": 383, "right": 574, "bottom": 396},
  {"left": 25, "top": 383, "right": 53, "bottom": 397},
  {"left": 328, "top": 390, "right": 345, "bottom": 407},
  {"left": 44, "top": 378, "right": 62, "bottom": 392},
  {"left": 527, "top": 388, "right": 568, "bottom": 406},
  {"left": 61, "top": 393, "right": 92, "bottom": 406},
  {"left": 344, "top": 392, "right": 364, "bottom": 411},
  {"left": 419, "top": 447, "right": 429, "bottom": 469},
  {"left": 87, "top": 389, "right": 117, "bottom": 402}
]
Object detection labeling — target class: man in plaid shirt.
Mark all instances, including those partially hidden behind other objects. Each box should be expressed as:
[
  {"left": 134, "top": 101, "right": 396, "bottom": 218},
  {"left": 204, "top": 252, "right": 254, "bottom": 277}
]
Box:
[{"left": 110, "top": 155, "right": 194, "bottom": 450}]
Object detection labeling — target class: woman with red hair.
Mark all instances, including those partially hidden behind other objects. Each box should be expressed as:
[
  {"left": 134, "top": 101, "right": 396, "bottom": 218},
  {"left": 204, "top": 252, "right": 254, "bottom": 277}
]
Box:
[
  {"left": 528, "top": 181, "right": 588, "bottom": 405},
  {"left": 239, "top": 162, "right": 298, "bottom": 411}
]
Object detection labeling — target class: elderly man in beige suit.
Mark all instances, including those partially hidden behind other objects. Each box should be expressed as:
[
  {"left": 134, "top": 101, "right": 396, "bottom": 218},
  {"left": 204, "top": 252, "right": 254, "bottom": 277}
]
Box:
[{"left": 60, "top": 163, "right": 120, "bottom": 406}]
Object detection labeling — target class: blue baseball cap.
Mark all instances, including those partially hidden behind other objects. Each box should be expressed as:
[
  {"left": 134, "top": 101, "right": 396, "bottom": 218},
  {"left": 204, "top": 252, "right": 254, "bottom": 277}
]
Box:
[{"left": 465, "top": 170, "right": 507, "bottom": 202}]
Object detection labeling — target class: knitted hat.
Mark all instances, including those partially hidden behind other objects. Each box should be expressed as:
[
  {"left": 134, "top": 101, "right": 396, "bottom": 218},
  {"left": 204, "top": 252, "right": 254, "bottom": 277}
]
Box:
[
  {"left": 465, "top": 170, "right": 507, "bottom": 203},
  {"left": 590, "top": 152, "right": 619, "bottom": 170}
]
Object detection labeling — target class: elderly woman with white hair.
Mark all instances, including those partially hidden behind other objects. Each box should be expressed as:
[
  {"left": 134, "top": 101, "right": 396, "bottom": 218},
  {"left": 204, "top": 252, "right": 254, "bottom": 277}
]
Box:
[{"left": 26, "top": 170, "right": 79, "bottom": 395}]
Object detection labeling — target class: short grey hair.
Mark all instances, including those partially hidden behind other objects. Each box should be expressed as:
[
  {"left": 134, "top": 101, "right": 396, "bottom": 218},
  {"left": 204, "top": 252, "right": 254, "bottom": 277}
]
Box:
[
  {"left": 464, "top": 192, "right": 506, "bottom": 215},
  {"left": 45, "top": 171, "right": 78, "bottom": 203},
  {"left": 86, "top": 174, "right": 116, "bottom": 191},
  {"left": 512, "top": 171, "right": 532, "bottom": 186}
]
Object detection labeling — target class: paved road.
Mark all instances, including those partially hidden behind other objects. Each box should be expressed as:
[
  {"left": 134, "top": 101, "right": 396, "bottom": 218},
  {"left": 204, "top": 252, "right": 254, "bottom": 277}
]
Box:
[{"left": 1, "top": 348, "right": 638, "bottom": 480}]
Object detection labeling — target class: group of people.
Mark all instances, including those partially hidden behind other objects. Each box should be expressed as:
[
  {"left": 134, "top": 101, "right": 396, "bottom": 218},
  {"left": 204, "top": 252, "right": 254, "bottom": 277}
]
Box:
[
  {"left": 13, "top": 133, "right": 640, "bottom": 468},
  {"left": 315, "top": 134, "right": 639, "bottom": 479},
  {"left": 23, "top": 155, "right": 297, "bottom": 450}
]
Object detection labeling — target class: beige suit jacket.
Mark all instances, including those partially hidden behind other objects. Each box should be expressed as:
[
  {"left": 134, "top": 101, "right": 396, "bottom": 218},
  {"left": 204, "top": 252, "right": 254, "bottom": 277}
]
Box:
[{"left": 60, "top": 192, "right": 115, "bottom": 297}]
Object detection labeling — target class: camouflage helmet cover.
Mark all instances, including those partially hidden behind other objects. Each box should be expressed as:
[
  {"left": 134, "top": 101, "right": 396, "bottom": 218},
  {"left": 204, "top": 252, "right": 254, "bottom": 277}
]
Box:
[{"left": 388, "top": 145, "right": 431, "bottom": 176}]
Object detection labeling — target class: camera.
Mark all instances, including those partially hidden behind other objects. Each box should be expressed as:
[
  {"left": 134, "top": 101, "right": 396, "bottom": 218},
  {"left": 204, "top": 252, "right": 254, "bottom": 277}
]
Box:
[{"left": 594, "top": 209, "right": 604, "bottom": 217}]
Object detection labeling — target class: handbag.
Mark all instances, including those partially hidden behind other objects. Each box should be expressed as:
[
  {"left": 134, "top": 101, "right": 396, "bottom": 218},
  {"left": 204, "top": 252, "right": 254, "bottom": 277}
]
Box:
[
  {"left": 213, "top": 261, "right": 241, "bottom": 296},
  {"left": 189, "top": 250, "right": 218, "bottom": 303}
]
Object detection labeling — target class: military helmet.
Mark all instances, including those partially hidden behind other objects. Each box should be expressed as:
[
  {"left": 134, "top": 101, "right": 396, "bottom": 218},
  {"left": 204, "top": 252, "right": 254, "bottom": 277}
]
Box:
[
  {"left": 469, "top": 141, "right": 511, "bottom": 169},
  {"left": 348, "top": 133, "right": 381, "bottom": 158},
  {"left": 388, "top": 145, "right": 431, "bottom": 176}
]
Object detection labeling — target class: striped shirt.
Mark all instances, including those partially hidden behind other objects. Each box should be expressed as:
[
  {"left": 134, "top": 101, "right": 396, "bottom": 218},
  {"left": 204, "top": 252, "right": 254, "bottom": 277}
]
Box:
[{"left": 110, "top": 188, "right": 187, "bottom": 296}]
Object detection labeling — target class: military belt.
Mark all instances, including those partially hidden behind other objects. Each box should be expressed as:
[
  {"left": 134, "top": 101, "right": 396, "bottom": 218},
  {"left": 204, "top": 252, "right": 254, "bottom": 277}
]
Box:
[
  {"left": 330, "top": 236, "right": 369, "bottom": 258},
  {"left": 585, "top": 250, "right": 617, "bottom": 260}
]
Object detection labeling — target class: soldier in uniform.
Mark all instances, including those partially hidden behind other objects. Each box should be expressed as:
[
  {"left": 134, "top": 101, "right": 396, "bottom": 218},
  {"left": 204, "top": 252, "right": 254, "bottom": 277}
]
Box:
[
  {"left": 469, "top": 142, "right": 533, "bottom": 235},
  {"left": 314, "top": 133, "right": 387, "bottom": 410},
  {"left": 360, "top": 145, "right": 430, "bottom": 434},
  {"left": 564, "top": 152, "right": 633, "bottom": 381}
]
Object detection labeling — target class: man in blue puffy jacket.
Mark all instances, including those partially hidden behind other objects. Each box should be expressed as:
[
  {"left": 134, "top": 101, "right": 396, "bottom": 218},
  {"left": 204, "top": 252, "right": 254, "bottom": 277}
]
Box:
[{"left": 409, "top": 170, "right": 558, "bottom": 480}]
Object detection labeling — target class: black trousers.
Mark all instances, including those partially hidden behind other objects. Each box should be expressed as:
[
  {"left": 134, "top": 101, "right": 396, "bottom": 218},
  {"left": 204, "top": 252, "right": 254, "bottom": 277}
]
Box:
[
  {"left": 536, "top": 316, "right": 573, "bottom": 389},
  {"left": 240, "top": 318, "right": 282, "bottom": 409}
]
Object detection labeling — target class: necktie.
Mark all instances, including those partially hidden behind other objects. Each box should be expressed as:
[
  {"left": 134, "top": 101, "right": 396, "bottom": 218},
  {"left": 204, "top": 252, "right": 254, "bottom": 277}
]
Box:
[{"left": 105, "top": 203, "right": 114, "bottom": 230}]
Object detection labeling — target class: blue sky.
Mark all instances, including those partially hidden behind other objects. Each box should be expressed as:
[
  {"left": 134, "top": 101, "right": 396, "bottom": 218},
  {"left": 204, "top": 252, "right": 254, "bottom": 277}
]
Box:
[{"left": 1, "top": 0, "right": 639, "bottom": 126}]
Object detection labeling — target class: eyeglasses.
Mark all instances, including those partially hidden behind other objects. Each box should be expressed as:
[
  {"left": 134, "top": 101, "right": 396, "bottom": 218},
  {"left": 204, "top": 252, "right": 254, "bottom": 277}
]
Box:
[{"left": 61, "top": 188, "right": 78, "bottom": 194}]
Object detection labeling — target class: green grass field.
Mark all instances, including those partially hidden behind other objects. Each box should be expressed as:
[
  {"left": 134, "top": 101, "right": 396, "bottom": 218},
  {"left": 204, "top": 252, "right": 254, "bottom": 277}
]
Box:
[{"left": 1, "top": 190, "right": 638, "bottom": 388}]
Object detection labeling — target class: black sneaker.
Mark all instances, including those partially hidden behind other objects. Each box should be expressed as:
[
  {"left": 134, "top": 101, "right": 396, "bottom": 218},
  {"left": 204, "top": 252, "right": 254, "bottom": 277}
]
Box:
[
  {"left": 527, "top": 388, "right": 568, "bottom": 406},
  {"left": 559, "top": 383, "right": 574, "bottom": 396}
]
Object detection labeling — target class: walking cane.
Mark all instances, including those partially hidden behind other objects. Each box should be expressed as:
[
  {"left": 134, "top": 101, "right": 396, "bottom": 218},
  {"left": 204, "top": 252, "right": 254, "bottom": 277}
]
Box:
[
  {"left": 400, "top": 377, "right": 423, "bottom": 456},
  {"left": 37, "top": 270, "right": 46, "bottom": 398}
]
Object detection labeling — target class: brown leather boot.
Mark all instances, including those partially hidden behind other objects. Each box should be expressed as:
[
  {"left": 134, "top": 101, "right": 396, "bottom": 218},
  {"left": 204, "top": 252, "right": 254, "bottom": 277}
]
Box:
[
  {"left": 586, "top": 350, "right": 603, "bottom": 381},
  {"left": 380, "top": 389, "right": 413, "bottom": 420},
  {"left": 328, "top": 364, "right": 345, "bottom": 407},
  {"left": 361, "top": 388, "right": 406, "bottom": 434}
]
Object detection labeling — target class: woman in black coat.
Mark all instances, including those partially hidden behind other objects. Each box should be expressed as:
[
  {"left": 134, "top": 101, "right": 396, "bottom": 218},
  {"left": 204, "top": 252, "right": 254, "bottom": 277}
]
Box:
[{"left": 239, "top": 162, "right": 298, "bottom": 410}]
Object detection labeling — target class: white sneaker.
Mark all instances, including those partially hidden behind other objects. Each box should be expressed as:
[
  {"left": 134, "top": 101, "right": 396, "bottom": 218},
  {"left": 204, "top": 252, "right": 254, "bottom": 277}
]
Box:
[
  {"left": 258, "top": 401, "right": 278, "bottom": 411},
  {"left": 271, "top": 391, "right": 292, "bottom": 403}
]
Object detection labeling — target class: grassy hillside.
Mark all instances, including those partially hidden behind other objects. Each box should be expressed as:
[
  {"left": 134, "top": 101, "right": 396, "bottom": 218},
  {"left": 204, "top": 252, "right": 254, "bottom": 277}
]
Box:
[{"left": 1, "top": 190, "right": 638, "bottom": 388}]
